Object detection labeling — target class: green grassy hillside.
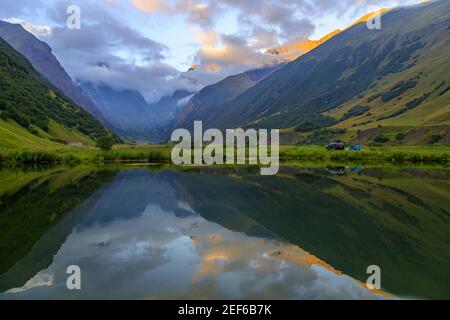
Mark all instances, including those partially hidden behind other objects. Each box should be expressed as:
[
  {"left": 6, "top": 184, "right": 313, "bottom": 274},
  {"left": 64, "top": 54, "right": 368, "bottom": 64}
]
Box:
[
  {"left": 198, "top": 1, "right": 449, "bottom": 145},
  {"left": 173, "top": 65, "right": 283, "bottom": 132},
  {"left": 0, "top": 37, "right": 115, "bottom": 148},
  {"left": 0, "top": 118, "right": 99, "bottom": 152}
]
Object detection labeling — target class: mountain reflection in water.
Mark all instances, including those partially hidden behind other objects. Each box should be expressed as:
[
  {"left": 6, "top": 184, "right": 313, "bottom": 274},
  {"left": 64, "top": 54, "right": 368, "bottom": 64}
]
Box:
[{"left": 0, "top": 166, "right": 448, "bottom": 299}]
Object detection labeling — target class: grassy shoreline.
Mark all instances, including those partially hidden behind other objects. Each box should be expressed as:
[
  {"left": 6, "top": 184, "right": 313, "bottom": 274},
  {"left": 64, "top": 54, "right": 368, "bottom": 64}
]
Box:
[
  {"left": 279, "top": 145, "right": 449, "bottom": 164},
  {"left": 0, "top": 144, "right": 448, "bottom": 166}
]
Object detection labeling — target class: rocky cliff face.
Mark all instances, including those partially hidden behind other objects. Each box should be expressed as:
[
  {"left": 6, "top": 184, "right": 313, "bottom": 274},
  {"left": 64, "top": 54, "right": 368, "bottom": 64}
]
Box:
[{"left": 81, "top": 83, "right": 194, "bottom": 142}]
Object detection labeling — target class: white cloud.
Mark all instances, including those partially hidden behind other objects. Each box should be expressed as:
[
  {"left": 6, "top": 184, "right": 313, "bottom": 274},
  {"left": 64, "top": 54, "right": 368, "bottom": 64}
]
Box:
[
  {"left": 0, "top": 0, "right": 424, "bottom": 101},
  {"left": 3, "top": 18, "right": 53, "bottom": 37}
]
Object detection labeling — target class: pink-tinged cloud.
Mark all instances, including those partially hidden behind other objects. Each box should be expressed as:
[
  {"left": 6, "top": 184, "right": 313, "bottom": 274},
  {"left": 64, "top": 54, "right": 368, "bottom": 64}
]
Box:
[{"left": 131, "top": 0, "right": 170, "bottom": 13}]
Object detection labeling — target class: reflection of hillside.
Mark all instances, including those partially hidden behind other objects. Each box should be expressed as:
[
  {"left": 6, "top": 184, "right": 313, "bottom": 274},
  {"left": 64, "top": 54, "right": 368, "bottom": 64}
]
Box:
[
  {"left": 172, "top": 167, "right": 450, "bottom": 299},
  {"left": 170, "top": 171, "right": 278, "bottom": 240},
  {"left": 0, "top": 168, "right": 117, "bottom": 291},
  {"left": 77, "top": 170, "right": 202, "bottom": 229},
  {"left": 1, "top": 166, "right": 448, "bottom": 298}
]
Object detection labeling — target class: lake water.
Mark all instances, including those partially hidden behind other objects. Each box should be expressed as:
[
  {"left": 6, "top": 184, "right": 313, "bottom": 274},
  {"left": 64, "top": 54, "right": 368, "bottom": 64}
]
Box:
[{"left": 0, "top": 165, "right": 449, "bottom": 299}]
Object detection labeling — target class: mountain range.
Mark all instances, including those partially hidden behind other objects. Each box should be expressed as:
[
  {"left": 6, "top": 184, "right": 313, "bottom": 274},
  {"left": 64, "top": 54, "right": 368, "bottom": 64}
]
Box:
[
  {"left": 0, "top": 20, "right": 193, "bottom": 143},
  {"left": 0, "top": 36, "right": 114, "bottom": 148},
  {"left": 172, "top": 64, "right": 284, "bottom": 133},
  {"left": 0, "top": 0, "right": 448, "bottom": 147},
  {"left": 0, "top": 21, "right": 103, "bottom": 120},
  {"left": 81, "top": 83, "right": 193, "bottom": 141},
  {"left": 173, "top": 1, "right": 450, "bottom": 145}
]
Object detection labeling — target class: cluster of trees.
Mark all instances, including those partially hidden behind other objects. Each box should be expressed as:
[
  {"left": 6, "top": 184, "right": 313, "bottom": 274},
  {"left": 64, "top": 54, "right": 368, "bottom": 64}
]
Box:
[{"left": 96, "top": 135, "right": 115, "bottom": 151}]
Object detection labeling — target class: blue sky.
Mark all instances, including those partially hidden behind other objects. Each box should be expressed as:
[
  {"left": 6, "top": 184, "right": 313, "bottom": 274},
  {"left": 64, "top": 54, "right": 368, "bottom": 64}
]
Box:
[{"left": 0, "top": 0, "right": 424, "bottom": 101}]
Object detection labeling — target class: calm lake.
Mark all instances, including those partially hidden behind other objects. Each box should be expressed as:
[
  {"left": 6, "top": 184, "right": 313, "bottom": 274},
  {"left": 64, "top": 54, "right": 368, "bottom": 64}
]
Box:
[{"left": 0, "top": 165, "right": 449, "bottom": 299}]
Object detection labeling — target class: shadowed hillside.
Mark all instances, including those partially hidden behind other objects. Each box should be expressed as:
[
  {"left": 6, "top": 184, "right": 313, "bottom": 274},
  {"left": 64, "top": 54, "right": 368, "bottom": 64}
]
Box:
[
  {"left": 0, "top": 37, "right": 117, "bottom": 147},
  {"left": 0, "top": 21, "right": 103, "bottom": 120}
]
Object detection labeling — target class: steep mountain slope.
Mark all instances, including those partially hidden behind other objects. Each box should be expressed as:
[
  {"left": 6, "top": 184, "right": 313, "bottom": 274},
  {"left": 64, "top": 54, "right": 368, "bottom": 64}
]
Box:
[
  {"left": 173, "top": 64, "right": 283, "bottom": 132},
  {"left": 82, "top": 83, "right": 193, "bottom": 141},
  {"left": 202, "top": 1, "right": 449, "bottom": 144},
  {"left": 266, "top": 30, "right": 341, "bottom": 62},
  {"left": 170, "top": 8, "right": 392, "bottom": 135},
  {"left": 265, "top": 9, "right": 389, "bottom": 63},
  {"left": 0, "top": 20, "right": 103, "bottom": 120},
  {"left": 0, "top": 37, "right": 113, "bottom": 147},
  {"left": 80, "top": 84, "right": 156, "bottom": 133},
  {"left": 151, "top": 89, "right": 194, "bottom": 125}
]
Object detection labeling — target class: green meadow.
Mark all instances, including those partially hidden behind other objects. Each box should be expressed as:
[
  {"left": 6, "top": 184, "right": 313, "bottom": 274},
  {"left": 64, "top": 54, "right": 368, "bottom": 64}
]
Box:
[
  {"left": 0, "top": 143, "right": 448, "bottom": 166},
  {"left": 0, "top": 117, "right": 448, "bottom": 166}
]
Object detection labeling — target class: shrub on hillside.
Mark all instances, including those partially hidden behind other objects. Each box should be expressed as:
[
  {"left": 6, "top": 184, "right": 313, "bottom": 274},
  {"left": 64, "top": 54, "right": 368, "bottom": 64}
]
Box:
[
  {"left": 374, "top": 134, "right": 390, "bottom": 143},
  {"left": 428, "top": 131, "right": 446, "bottom": 145},
  {"left": 395, "top": 133, "right": 406, "bottom": 141},
  {"left": 340, "top": 105, "right": 370, "bottom": 121}
]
